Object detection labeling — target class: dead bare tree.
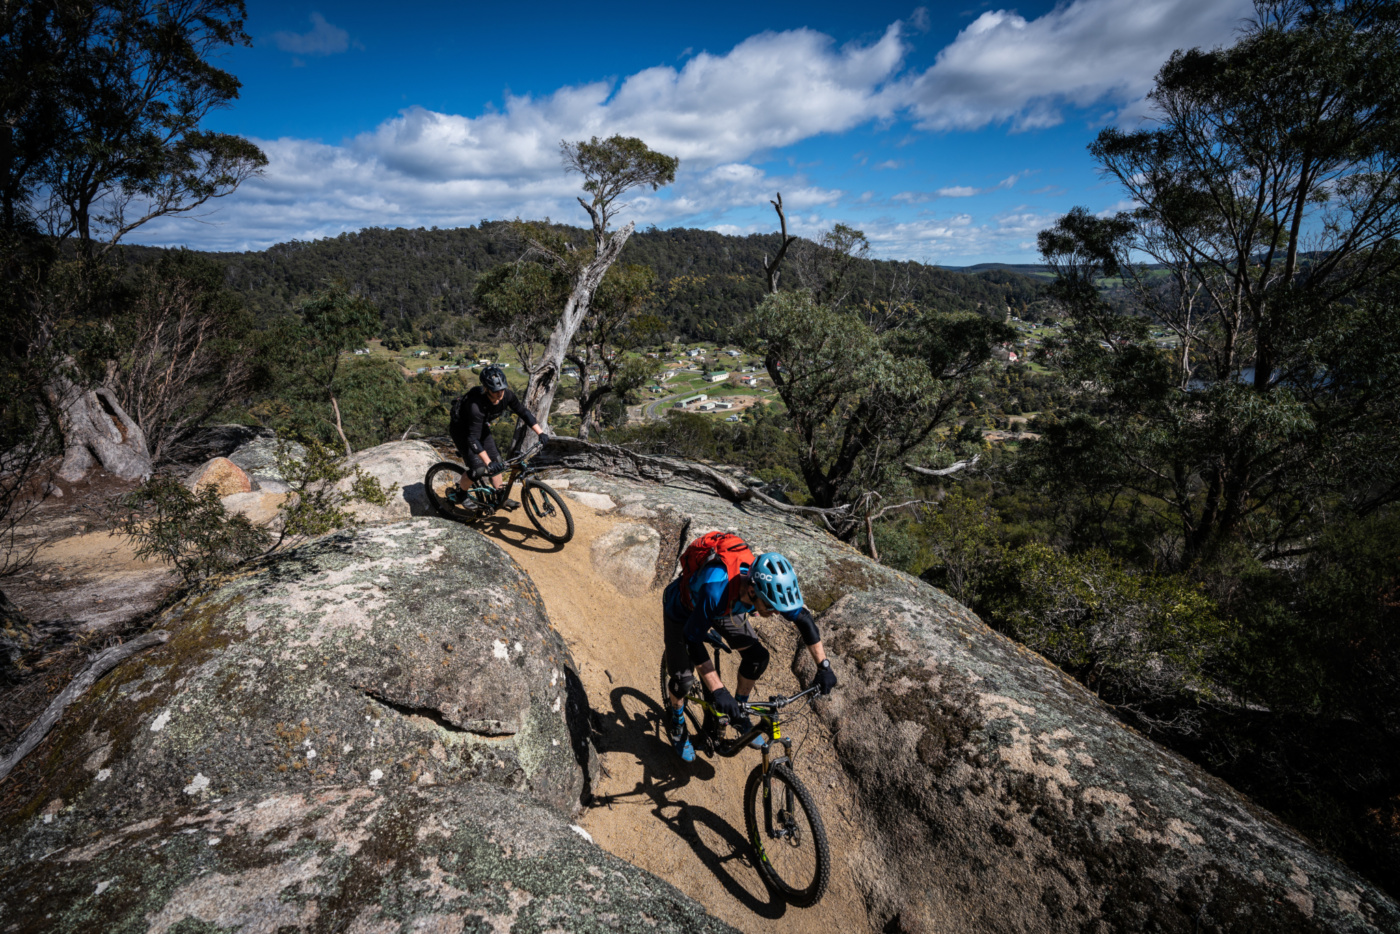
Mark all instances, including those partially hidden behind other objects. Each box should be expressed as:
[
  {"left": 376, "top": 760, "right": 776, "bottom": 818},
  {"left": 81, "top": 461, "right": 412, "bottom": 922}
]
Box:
[
  {"left": 763, "top": 192, "right": 798, "bottom": 295},
  {"left": 512, "top": 136, "right": 677, "bottom": 452}
]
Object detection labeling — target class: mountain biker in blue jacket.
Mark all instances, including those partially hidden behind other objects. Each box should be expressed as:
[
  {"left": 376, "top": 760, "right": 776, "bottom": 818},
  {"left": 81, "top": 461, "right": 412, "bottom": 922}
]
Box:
[
  {"left": 664, "top": 552, "right": 836, "bottom": 762},
  {"left": 447, "top": 365, "right": 548, "bottom": 510}
]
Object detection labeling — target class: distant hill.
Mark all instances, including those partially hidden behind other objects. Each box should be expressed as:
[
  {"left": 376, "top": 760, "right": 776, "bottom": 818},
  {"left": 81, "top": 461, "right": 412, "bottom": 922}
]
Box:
[{"left": 160, "top": 223, "right": 1047, "bottom": 341}]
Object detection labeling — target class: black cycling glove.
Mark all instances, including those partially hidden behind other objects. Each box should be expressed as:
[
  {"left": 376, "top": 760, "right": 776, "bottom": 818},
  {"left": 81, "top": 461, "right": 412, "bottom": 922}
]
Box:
[
  {"left": 711, "top": 686, "right": 742, "bottom": 722},
  {"left": 486, "top": 459, "right": 505, "bottom": 477},
  {"left": 537, "top": 432, "right": 552, "bottom": 446},
  {"left": 813, "top": 659, "right": 837, "bottom": 696}
]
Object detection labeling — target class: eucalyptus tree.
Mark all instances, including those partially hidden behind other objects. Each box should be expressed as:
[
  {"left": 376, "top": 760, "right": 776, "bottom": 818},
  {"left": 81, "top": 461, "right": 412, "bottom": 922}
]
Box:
[
  {"left": 514, "top": 135, "right": 677, "bottom": 449},
  {"left": 1036, "top": 0, "right": 1400, "bottom": 565},
  {"left": 2, "top": 0, "right": 266, "bottom": 482}
]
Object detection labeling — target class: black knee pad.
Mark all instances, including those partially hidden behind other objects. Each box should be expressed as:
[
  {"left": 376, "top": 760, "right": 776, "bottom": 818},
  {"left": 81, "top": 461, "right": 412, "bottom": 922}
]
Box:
[
  {"left": 668, "top": 671, "right": 696, "bottom": 698},
  {"left": 738, "top": 644, "right": 770, "bottom": 681}
]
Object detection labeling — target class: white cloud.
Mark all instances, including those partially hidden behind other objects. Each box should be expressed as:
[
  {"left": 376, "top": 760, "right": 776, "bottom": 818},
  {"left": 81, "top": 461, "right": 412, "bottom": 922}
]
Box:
[
  {"left": 269, "top": 13, "right": 352, "bottom": 56},
  {"left": 132, "top": 24, "right": 901, "bottom": 251},
  {"left": 905, "top": 0, "right": 1252, "bottom": 131}
]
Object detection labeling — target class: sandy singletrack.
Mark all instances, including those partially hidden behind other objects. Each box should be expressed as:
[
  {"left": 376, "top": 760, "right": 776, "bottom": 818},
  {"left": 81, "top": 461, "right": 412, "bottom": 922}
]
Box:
[{"left": 478, "top": 501, "right": 877, "bottom": 934}]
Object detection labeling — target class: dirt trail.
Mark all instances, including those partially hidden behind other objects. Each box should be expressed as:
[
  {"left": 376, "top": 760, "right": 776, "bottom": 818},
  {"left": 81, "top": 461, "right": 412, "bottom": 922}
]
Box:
[{"left": 480, "top": 502, "right": 876, "bottom": 934}]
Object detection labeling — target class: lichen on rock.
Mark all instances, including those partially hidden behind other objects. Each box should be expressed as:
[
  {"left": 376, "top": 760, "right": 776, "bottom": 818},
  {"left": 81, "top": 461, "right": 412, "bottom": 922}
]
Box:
[{"left": 0, "top": 518, "right": 588, "bottom": 870}]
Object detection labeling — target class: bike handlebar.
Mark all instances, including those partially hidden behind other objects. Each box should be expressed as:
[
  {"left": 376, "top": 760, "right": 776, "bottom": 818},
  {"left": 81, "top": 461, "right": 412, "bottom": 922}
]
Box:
[{"left": 742, "top": 683, "right": 821, "bottom": 713}]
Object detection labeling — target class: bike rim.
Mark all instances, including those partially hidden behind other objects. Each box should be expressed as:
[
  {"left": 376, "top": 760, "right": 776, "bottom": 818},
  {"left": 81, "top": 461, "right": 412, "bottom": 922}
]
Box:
[
  {"left": 755, "top": 770, "right": 822, "bottom": 899},
  {"left": 523, "top": 483, "right": 572, "bottom": 542}
]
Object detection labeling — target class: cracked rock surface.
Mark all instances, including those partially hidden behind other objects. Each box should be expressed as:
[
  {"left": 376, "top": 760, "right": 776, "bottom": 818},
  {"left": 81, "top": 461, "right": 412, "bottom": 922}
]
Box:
[
  {"left": 0, "top": 782, "right": 736, "bottom": 934},
  {"left": 1, "top": 518, "right": 587, "bottom": 864}
]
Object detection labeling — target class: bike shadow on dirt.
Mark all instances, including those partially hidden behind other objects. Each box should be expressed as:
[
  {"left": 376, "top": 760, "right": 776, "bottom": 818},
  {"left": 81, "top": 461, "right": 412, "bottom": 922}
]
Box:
[
  {"left": 587, "top": 685, "right": 789, "bottom": 919},
  {"left": 474, "top": 515, "right": 565, "bottom": 554}
]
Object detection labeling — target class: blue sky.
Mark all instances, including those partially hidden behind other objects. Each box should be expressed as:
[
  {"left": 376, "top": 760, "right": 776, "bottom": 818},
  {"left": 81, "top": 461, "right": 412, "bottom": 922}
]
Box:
[{"left": 132, "top": 0, "right": 1255, "bottom": 263}]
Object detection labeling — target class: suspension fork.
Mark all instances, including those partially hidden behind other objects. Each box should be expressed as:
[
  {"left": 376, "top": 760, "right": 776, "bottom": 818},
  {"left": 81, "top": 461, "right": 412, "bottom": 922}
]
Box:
[{"left": 760, "top": 718, "right": 796, "bottom": 837}]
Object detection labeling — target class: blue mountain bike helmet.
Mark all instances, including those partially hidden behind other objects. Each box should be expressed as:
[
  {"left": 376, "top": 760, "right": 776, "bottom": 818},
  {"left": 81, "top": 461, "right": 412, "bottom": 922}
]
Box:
[{"left": 747, "top": 552, "right": 803, "bottom": 613}]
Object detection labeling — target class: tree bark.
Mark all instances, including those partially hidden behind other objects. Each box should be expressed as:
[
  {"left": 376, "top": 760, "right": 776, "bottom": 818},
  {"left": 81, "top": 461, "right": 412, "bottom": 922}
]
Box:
[
  {"left": 48, "top": 369, "right": 153, "bottom": 482},
  {"left": 516, "top": 221, "right": 636, "bottom": 452}
]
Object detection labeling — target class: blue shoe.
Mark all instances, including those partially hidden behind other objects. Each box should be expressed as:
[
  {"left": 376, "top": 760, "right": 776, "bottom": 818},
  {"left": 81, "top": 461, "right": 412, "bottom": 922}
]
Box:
[{"left": 668, "top": 708, "right": 695, "bottom": 763}]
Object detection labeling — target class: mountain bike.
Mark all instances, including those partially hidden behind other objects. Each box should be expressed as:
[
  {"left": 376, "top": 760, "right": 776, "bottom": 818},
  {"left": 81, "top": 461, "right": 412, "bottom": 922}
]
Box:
[
  {"left": 659, "top": 633, "right": 831, "bottom": 906},
  {"left": 424, "top": 447, "right": 574, "bottom": 544}
]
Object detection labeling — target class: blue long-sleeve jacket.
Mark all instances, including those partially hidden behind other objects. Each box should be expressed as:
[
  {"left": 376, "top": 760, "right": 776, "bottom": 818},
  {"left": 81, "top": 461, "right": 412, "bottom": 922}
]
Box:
[{"left": 664, "top": 565, "right": 819, "bottom": 646}]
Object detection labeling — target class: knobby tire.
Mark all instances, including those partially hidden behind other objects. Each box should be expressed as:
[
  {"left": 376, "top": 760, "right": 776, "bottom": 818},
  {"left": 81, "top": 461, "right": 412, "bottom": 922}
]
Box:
[
  {"left": 521, "top": 479, "right": 574, "bottom": 544},
  {"left": 744, "top": 762, "right": 830, "bottom": 907}
]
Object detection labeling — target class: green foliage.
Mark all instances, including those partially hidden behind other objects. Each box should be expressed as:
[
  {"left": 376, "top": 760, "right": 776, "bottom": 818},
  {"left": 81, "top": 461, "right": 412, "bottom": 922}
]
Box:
[
  {"left": 917, "top": 491, "right": 1231, "bottom": 728},
  {"left": 0, "top": 0, "right": 266, "bottom": 248},
  {"left": 748, "top": 289, "right": 1011, "bottom": 514},
  {"left": 1037, "top": 1, "right": 1400, "bottom": 564},
  {"left": 561, "top": 135, "right": 679, "bottom": 237},
  {"left": 119, "top": 477, "right": 270, "bottom": 584},
  {"left": 273, "top": 441, "right": 396, "bottom": 541}
]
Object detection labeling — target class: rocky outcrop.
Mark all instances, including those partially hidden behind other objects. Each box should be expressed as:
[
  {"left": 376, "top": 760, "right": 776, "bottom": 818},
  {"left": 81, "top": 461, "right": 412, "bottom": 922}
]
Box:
[
  {"left": 534, "top": 469, "right": 1400, "bottom": 934},
  {"left": 589, "top": 521, "right": 661, "bottom": 596},
  {"left": 0, "top": 782, "right": 737, "bottom": 933},
  {"left": 338, "top": 440, "right": 438, "bottom": 523},
  {"left": 0, "top": 520, "right": 588, "bottom": 861},
  {"left": 184, "top": 456, "right": 252, "bottom": 497},
  {"left": 163, "top": 424, "right": 267, "bottom": 466}
]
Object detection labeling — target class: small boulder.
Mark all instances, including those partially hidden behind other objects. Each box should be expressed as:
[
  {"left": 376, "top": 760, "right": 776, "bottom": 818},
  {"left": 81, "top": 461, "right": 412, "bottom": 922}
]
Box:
[
  {"left": 564, "top": 490, "right": 616, "bottom": 512},
  {"left": 219, "top": 490, "right": 288, "bottom": 526},
  {"left": 590, "top": 522, "right": 661, "bottom": 596},
  {"left": 183, "top": 457, "right": 251, "bottom": 497},
  {"left": 336, "top": 440, "right": 439, "bottom": 523},
  {"left": 228, "top": 436, "right": 305, "bottom": 484}
]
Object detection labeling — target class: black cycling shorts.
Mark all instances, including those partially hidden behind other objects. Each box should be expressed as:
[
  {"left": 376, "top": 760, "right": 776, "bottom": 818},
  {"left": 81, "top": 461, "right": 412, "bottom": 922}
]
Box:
[
  {"left": 663, "top": 602, "right": 763, "bottom": 691},
  {"left": 452, "top": 430, "right": 500, "bottom": 480}
]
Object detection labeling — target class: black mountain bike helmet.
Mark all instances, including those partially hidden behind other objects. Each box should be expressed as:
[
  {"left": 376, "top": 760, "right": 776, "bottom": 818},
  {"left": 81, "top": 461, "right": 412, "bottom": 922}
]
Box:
[{"left": 480, "top": 365, "right": 508, "bottom": 392}]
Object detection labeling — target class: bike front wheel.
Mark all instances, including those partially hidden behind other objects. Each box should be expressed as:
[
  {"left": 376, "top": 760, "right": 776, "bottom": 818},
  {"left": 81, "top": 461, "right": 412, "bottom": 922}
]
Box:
[
  {"left": 521, "top": 479, "right": 574, "bottom": 544},
  {"left": 744, "top": 762, "right": 830, "bottom": 906}
]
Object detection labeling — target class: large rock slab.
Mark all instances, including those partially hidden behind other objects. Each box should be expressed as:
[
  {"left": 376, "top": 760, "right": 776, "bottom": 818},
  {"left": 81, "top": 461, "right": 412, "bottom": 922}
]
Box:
[
  {"left": 0, "top": 782, "right": 736, "bottom": 934},
  {"left": 337, "top": 440, "right": 438, "bottom": 523},
  {"left": 537, "top": 469, "right": 1400, "bottom": 934},
  {"left": 0, "top": 519, "right": 588, "bottom": 870}
]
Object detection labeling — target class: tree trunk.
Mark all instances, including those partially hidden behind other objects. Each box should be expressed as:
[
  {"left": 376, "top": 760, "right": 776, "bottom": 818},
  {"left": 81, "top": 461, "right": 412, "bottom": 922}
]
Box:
[
  {"left": 48, "top": 370, "right": 153, "bottom": 482},
  {"left": 515, "top": 221, "right": 635, "bottom": 453}
]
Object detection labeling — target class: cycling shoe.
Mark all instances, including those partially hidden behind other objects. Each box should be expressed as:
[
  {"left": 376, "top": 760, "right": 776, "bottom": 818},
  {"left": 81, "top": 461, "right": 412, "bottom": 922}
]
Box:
[{"left": 668, "top": 709, "right": 695, "bottom": 763}]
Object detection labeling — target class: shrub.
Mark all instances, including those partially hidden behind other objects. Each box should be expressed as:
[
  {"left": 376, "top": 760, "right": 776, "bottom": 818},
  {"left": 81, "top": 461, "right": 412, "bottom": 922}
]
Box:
[{"left": 119, "top": 477, "right": 270, "bottom": 584}]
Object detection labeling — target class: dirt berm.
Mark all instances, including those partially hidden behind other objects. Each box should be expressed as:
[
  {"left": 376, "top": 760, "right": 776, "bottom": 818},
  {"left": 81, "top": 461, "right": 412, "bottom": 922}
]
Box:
[{"left": 513, "top": 468, "right": 1400, "bottom": 934}]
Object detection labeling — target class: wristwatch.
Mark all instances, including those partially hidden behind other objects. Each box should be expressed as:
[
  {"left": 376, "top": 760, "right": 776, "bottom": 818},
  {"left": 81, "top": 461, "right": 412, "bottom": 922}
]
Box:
[{"left": 818, "top": 659, "right": 832, "bottom": 672}]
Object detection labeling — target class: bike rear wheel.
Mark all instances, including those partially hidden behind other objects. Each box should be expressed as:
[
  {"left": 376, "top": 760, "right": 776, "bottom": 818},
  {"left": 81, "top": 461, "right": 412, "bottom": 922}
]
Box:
[
  {"left": 521, "top": 479, "right": 574, "bottom": 544},
  {"left": 425, "top": 461, "right": 484, "bottom": 521},
  {"left": 744, "top": 762, "right": 830, "bottom": 906}
]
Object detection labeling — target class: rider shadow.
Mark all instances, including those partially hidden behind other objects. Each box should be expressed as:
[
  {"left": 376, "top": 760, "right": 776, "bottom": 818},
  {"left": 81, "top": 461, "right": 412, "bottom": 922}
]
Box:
[
  {"left": 476, "top": 515, "right": 564, "bottom": 554},
  {"left": 589, "top": 685, "right": 789, "bottom": 920}
]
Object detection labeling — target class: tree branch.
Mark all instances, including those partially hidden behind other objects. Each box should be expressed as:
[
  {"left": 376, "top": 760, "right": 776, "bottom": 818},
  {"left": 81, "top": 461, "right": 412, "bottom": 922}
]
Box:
[
  {"left": 904, "top": 454, "right": 980, "bottom": 478},
  {"left": 0, "top": 630, "right": 170, "bottom": 784}
]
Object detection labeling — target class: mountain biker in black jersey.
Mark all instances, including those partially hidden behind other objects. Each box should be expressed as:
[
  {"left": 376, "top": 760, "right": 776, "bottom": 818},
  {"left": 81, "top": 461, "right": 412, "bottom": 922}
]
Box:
[
  {"left": 447, "top": 365, "right": 549, "bottom": 510},
  {"left": 664, "top": 550, "right": 836, "bottom": 762}
]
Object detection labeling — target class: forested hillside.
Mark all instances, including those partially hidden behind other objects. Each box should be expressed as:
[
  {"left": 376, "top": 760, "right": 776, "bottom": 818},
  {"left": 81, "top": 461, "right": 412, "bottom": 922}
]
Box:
[{"left": 180, "top": 222, "right": 1044, "bottom": 340}]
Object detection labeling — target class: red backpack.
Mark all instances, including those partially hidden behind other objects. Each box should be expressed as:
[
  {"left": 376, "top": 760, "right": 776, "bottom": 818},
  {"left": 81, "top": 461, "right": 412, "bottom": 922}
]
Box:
[{"left": 679, "top": 532, "right": 755, "bottom": 611}]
